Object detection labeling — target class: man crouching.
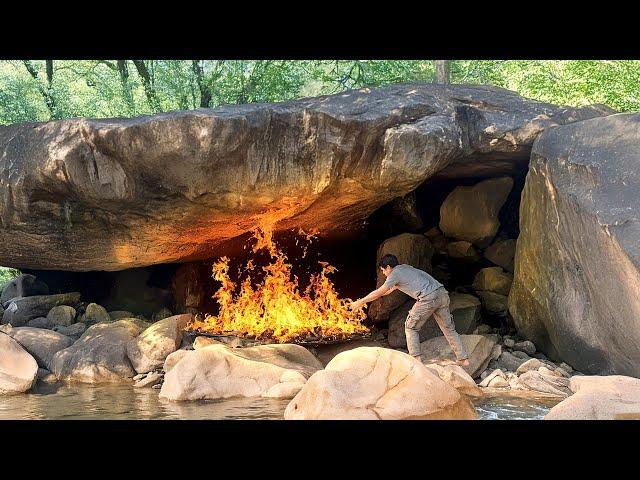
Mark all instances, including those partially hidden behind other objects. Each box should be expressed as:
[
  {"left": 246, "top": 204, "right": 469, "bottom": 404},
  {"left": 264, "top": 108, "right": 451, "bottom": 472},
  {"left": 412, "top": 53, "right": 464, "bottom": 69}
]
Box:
[{"left": 349, "top": 253, "right": 470, "bottom": 366}]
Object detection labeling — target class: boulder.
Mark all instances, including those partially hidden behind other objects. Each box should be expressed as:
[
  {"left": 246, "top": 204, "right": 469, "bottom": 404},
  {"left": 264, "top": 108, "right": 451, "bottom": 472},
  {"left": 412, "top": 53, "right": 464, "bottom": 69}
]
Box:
[
  {"left": 152, "top": 307, "right": 173, "bottom": 322},
  {"left": 425, "top": 362, "right": 483, "bottom": 397},
  {"left": 0, "top": 332, "right": 38, "bottom": 393},
  {"left": 477, "top": 291, "right": 508, "bottom": 314},
  {"left": 53, "top": 322, "right": 86, "bottom": 337},
  {"left": 387, "top": 300, "right": 441, "bottom": 348},
  {"left": 450, "top": 293, "right": 481, "bottom": 334},
  {"left": 50, "top": 319, "right": 146, "bottom": 383},
  {"left": 80, "top": 303, "right": 111, "bottom": 325},
  {"left": 27, "top": 316, "right": 54, "bottom": 329},
  {"left": 0, "top": 274, "right": 49, "bottom": 304},
  {"left": 285, "top": 347, "right": 477, "bottom": 419},
  {"left": 513, "top": 340, "right": 536, "bottom": 355},
  {"left": 7, "top": 327, "right": 74, "bottom": 371},
  {"left": 419, "top": 334, "right": 496, "bottom": 378},
  {"left": 0, "top": 83, "right": 608, "bottom": 272},
  {"left": 516, "top": 370, "right": 571, "bottom": 397},
  {"left": 496, "top": 351, "right": 527, "bottom": 372},
  {"left": 368, "top": 233, "right": 434, "bottom": 321},
  {"left": 508, "top": 113, "right": 640, "bottom": 376},
  {"left": 47, "top": 305, "right": 77, "bottom": 327},
  {"left": 446, "top": 241, "right": 480, "bottom": 261},
  {"left": 126, "top": 314, "right": 192, "bottom": 374},
  {"left": 484, "top": 238, "right": 517, "bottom": 272},
  {"left": 439, "top": 177, "right": 514, "bottom": 248},
  {"left": 1, "top": 292, "right": 81, "bottom": 327},
  {"left": 516, "top": 358, "right": 545, "bottom": 375},
  {"left": 488, "top": 376, "right": 509, "bottom": 388},
  {"left": 108, "top": 310, "right": 135, "bottom": 320},
  {"left": 163, "top": 349, "right": 191, "bottom": 373},
  {"left": 472, "top": 267, "right": 513, "bottom": 295},
  {"left": 313, "top": 338, "right": 383, "bottom": 366},
  {"left": 479, "top": 368, "right": 506, "bottom": 387},
  {"left": 159, "top": 343, "right": 321, "bottom": 401},
  {"left": 545, "top": 375, "right": 640, "bottom": 420}
]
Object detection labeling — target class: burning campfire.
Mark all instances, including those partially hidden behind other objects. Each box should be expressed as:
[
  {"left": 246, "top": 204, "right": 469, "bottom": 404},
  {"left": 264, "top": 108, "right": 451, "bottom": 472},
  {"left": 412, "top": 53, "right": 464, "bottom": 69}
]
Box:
[{"left": 187, "top": 211, "right": 369, "bottom": 344}]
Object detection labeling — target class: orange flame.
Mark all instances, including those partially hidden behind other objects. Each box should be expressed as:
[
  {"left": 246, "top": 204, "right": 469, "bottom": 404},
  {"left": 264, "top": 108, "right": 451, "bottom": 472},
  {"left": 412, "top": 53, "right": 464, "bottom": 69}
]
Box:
[{"left": 188, "top": 213, "right": 368, "bottom": 343}]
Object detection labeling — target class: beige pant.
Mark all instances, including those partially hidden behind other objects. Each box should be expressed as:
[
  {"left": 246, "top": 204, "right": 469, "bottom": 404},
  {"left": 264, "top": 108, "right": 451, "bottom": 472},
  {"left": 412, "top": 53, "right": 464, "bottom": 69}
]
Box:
[{"left": 405, "top": 287, "right": 468, "bottom": 360}]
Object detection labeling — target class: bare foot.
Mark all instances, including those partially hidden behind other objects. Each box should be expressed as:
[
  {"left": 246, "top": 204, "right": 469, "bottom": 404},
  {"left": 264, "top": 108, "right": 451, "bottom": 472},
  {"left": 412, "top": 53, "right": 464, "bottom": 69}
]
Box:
[{"left": 457, "top": 359, "right": 470, "bottom": 367}]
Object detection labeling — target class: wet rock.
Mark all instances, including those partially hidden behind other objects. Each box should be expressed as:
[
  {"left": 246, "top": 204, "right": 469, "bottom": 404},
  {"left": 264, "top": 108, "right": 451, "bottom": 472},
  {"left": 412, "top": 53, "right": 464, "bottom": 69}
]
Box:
[
  {"left": 37, "top": 367, "right": 57, "bottom": 383},
  {"left": 545, "top": 375, "right": 640, "bottom": 420},
  {"left": 484, "top": 238, "right": 516, "bottom": 273},
  {"left": 53, "top": 322, "right": 86, "bottom": 337},
  {"left": 420, "top": 334, "right": 496, "bottom": 378},
  {"left": 516, "top": 370, "right": 571, "bottom": 397},
  {"left": 439, "top": 177, "right": 514, "bottom": 248},
  {"left": 446, "top": 241, "right": 480, "bottom": 261},
  {"left": 369, "top": 233, "right": 434, "bottom": 321},
  {"left": 1, "top": 293, "right": 81, "bottom": 327},
  {"left": 7, "top": 327, "right": 74, "bottom": 371},
  {"left": 126, "top": 314, "right": 192, "bottom": 374},
  {"left": 285, "top": 347, "right": 477, "bottom": 419},
  {"left": 477, "top": 291, "right": 508, "bottom": 314},
  {"left": 47, "top": 305, "right": 77, "bottom": 327},
  {"left": 508, "top": 113, "right": 640, "bottom": 376},
  {"left": 160, "top": 343, "right": 321, "bottom": 401},
  {"left": 0, "top": 274, "right": 49, "bottom": 305},
  {"left": 513, "top": 340, "right": 536, "bottom": 355},
  {"left": 424, "top": 363, "right": 483, "bottom": 397},
  {"left": 0, "top": 332, "right": 38, "bottom": 393},
  {"left": 134, "top": 372, "right": 163, "bottom": 388},
  {"left": 516, "top": 358, "right": 545, "bottom": 375},
  {"left": 80, "top": 303, "right": 111, "bottom": 325},
  {"left": 472, "top": 267, "right": 513, "bottom": 296},
  {"left": 51, "top": 319, "right": 146, "bottom": 383}
]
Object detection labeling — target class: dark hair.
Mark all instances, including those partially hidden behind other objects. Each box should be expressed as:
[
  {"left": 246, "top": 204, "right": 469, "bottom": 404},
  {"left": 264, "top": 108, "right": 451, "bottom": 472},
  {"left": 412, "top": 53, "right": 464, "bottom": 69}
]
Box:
[{"left": 378, "top": 254, "right": 399, "bottom": 268}]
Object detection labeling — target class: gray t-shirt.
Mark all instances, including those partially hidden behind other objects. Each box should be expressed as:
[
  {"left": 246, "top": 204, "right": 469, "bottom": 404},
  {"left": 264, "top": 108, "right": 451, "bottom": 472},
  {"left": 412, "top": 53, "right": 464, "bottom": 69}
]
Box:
[{"left": 382, "top": 264, "right": 443, "bottom": 299}]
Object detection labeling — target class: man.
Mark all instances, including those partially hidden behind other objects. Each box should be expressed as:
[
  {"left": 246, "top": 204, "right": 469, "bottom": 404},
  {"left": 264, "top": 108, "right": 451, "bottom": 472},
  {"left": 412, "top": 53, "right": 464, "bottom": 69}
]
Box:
[{"left": 350, "top": 254, "right": 470, "bottom": 366}]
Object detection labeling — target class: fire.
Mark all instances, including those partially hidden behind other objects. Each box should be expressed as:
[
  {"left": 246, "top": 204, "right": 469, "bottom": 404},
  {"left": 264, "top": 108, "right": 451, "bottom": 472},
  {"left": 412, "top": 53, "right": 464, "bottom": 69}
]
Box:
[{"left": 187, "top": 212, "right": 368, "bottom": 343}]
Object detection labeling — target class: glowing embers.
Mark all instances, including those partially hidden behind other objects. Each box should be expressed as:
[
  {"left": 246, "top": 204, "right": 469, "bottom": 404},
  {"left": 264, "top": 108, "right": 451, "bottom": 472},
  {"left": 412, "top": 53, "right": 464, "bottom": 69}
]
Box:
[{"left": 187, "top": 217, "right": 368, "bottom": 343}]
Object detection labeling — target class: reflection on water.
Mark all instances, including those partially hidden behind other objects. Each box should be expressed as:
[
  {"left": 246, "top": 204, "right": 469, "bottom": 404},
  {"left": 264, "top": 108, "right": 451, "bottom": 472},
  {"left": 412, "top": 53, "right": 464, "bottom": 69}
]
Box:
[{"left": 0, "top": 382, "right": 561, "bottom": 420}]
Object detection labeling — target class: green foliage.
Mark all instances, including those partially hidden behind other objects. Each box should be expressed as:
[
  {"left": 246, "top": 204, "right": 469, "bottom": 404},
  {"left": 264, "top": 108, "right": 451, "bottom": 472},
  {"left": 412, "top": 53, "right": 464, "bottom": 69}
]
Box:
[
  {"left": 0, "top": 266, "right": 20, "bottom": 291},
  {"left": 0, "top": 60, "right": 638, "bottom": 125}
]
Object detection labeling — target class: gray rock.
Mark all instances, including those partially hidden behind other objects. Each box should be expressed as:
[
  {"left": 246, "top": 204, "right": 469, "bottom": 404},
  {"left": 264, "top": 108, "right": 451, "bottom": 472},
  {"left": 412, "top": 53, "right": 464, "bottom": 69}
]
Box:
[
  {"left": 0, "top": 274, "right": 49, "bottom": 305},
  {"left": 513, "top": 340, "right": 536, "bottom": 355},
  {"left": 108, "top": 310, "right": 135, "bottom": 320},
  {"left": 449, "top": 293, "right": 481, "bottom": 334},
  {"left": 559, "top": 362, "right": 574, "bottom": 373},
  {"left": 496, "top": 351, "right": 527, "bottom": 372},
  {"left": 7, "top": 327, "right": 74, "bottom": 371},
  {"left": 80, "top": 303, "right": 111, "bottom": 325},
  {"left": 504, "top": 338, "right": 515, "bottom": 348},
  {"left": 47, "top": 305, "right": 77, "bottom": 327},
  {"left": 420, "top": 334, "right": 497, "bottom": 378},
  {"left": 2, "top": 293, "right": 81, "bottom": 326},
  {"left": 27, "top": 316, "right": 54, "bottom": 329},
  {"left": 387, "top": 299, "right": 442, "bottom": 348},
  {"left": 0, "top": 83, "right": 608, "bottom": 272},
  {"left": 508, "top": 113, "right": 640, "bottom": 376},
  {"left": 511, "top": 350, "right": 531, "bottom": 360},
  {"left": 53, "top": 322, "right": 86, "bottom": 337}
]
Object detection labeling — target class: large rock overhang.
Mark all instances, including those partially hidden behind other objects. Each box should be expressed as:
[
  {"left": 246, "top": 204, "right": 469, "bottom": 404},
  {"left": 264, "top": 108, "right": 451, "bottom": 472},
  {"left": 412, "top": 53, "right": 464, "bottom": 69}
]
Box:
[{"left": 0, "top": 82, "right": 612, "bottom": 271}]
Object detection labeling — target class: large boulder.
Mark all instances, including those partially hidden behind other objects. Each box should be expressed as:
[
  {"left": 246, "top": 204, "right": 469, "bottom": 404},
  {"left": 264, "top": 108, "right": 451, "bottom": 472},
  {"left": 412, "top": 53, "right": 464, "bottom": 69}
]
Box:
[
  {"left": 449, "top": 293, "right": 481, "bottom": 334},
  {"left": 0, "top": 83, "right": 608, "bottom": 271},
  {"left": 368, "top": 233, "right": 434, "bottom": 322},
  {"left": 47, "top": 305, "right": 77, "bottom": 327},
  {"left": 484, "top": 238, "right": 516, "bottom": 272},
  {"left": 159, "top": 343, "right": 321, "bottom": 401},
  {"left": 79, "top": 303, "right": 111, "bottom": 325},
  {"left": 472, "top": 267, "right": 513, "bottom": 296},
  {"left": 50, "top": 319, "right": 146, "bottom": 383},
  {"left": 1, "top": 293, "right": 81, "bottom": 326},
  {"left": 545, "top": 375, "right": 640, "bottom": 420},
  {"left": 126, "top": 313, "right": 192, "bottom": 374},
  {"left": 284, "top": 347, "right": 477, "bottom": 419},
  {"left": 419, "top": 334, "right": 496, "bottom": 378},
  {"left": 7, "top": 327, "right": 74, "bottom": 371},
  {"left": 0, "top": 331, "right": 38, "bottom": 393},
  {"left": 509, "top": 113, "right": 640, "bottom": 376},
  {"left": 439, "top": 177, "right": 514, "bottom": 248},
  {"left": 424, "top": 362, "right": 483, "bottom": 397},
  {"left": 516, "top": 370, "right": 571, "bottom": 397},
  {"left": 0, "top": 273, "right": 49, "bottom": 304}
]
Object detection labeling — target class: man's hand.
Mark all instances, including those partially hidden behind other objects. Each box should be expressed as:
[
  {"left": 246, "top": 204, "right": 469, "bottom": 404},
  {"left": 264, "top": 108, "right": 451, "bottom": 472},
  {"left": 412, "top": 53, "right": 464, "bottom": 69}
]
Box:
[{"left": 349, "top": 299, "right": 366, "bottom": 311}]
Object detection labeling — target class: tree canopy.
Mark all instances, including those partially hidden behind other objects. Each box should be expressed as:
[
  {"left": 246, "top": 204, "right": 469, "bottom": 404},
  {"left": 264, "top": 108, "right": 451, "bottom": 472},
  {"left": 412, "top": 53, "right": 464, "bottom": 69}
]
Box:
[{"left": 1, "top": 60, "right": 638, "bottom": 125}]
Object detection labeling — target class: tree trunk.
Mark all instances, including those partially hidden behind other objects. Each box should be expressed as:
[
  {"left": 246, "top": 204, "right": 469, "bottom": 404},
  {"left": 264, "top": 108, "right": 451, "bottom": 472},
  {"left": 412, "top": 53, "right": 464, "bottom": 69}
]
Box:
[
  {"left": 117, "top": 60, "right": 135, "bottom": 114},
  {"left": 435, "top": 60, "right": 451, "bottom": 84},
  {"left": 192, "top": 60, "right": 212, "bottom": 108},
  {"left": 23, "top": 60, "right": 58, "bottom": 119},
  {"left": 132, "top": 60, "right": 161, "bottom": 112}
]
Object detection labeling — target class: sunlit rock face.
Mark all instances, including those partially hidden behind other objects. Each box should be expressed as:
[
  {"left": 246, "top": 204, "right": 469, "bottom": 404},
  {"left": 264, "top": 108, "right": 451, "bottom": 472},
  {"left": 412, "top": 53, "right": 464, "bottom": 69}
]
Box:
[
  {"left": 0, "top": 83, "right": 610, "bottom": 271},
  {"left": 509, "top": 113, "right": 640, "bottom": 377}
]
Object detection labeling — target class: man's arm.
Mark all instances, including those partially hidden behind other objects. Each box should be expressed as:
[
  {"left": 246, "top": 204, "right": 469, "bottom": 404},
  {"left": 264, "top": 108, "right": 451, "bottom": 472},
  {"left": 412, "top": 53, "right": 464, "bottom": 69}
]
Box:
[{"left": 350, "top": 285, "right": 397, "bottom": 310}]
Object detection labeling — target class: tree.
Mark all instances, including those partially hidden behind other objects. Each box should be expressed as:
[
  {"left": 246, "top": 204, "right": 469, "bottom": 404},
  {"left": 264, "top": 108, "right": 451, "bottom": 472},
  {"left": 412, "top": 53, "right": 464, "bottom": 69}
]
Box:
[
  {"left": 22, "top": 60, "right": 58, "bottom": 119},
  {"left": 132, "top": 60, "right": 161, "bottom": 112},
  {"left": 434, "top": 60, "right": 451, "bottom": 84}
]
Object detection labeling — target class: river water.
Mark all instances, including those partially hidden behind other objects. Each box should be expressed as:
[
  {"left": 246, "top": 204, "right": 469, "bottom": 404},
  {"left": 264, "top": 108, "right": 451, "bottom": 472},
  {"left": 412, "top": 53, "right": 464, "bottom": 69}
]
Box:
[{"left": 0, "top": 382, "right": 562, "bottom": 420}]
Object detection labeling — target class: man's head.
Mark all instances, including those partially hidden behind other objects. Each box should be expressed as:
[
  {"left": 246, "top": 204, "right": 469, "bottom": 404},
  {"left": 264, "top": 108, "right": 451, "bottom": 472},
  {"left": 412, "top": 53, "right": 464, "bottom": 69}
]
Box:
[{"left": 378, "top": 254, "right": 399, "bottom": 277}]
